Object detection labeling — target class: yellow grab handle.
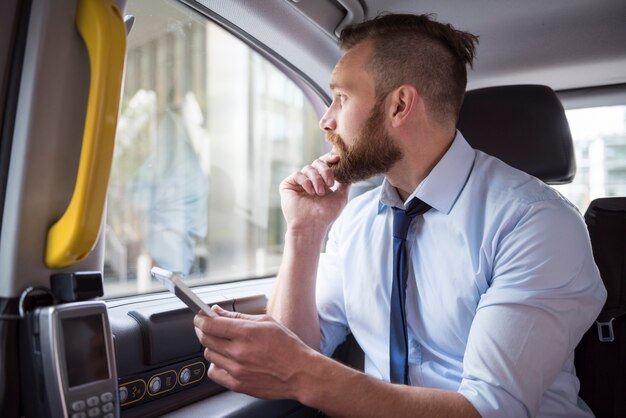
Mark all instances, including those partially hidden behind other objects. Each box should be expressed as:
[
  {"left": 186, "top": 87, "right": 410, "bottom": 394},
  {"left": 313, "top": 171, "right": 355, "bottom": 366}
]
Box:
[{"left": 45, "top": 0, "right": 127, "bottom": 268}]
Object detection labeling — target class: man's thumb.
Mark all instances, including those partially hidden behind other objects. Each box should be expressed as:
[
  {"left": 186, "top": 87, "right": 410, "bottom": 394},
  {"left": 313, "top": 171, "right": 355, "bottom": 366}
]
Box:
[{"left": 212, "top": 304, "right": 257, "bottom": 320}]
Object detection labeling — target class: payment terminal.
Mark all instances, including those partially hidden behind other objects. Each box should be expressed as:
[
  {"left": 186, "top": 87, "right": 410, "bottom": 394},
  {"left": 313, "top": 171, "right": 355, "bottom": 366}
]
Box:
[{"left": 20, "top": 300, "right": 119, "bottom": 418}]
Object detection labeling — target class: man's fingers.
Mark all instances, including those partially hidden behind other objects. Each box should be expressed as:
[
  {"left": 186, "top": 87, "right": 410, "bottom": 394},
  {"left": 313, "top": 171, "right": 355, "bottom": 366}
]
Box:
[
  {"left": 212, "top": 305, "right": 263, "bottom": 322},
  {"left": 292, "top": 171, "right": 316, "bottom": 195},
  {"left": 193, "top": 314, "right": 243, "bottom": 340},
  {"left": 194, "top": 311, "right": 272, "bottom": 345},
  {"left": 195, "top": 326, "right": 231, "bottom": 353},
  {"left": 280, "top": 152, "right": 343, "bottom": 195},
  {"left": 311, "top": 157, "right": 336, "bottom": 187},
  {"left": 284, "top": 170, "right": 327, "bottom": 196},
  {"left": 203, "top": 345, "right": 241, "bottom": 372},
  {"left": 207, "top": 361, "right": 239, "bottom": 390},
  {"left": 318, "top": 152, "right": 340, "bottom": 165},
  {"left": 300, "top": 165, "right": 328, "bottom": 194},
  {"left": 207, "top": 363, "right": 233, "bottom": 385}
]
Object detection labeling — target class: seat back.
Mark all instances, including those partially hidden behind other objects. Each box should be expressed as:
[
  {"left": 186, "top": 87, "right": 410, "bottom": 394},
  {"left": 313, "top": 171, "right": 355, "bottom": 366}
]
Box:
[
  {"left": 457, "top": 84, "right": 575, "bottom": 184},
  {"left": 575, "top": 197, "right": 626, "bottom": 418}
]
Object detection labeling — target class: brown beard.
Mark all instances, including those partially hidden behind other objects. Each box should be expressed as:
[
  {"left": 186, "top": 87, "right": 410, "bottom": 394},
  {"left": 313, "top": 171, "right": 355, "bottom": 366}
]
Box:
[{"left": 326, "top": 100, "right": 403, "bottom": 184}]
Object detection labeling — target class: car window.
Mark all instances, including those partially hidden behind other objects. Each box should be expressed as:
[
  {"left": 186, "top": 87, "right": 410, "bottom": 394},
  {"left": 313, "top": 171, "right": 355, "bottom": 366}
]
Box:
[
  {"left": 553, "top": 104, "right": 626, "bottom": 211},
  {"left": 104, "top": 0, "right": 323, "bottom": 297}
]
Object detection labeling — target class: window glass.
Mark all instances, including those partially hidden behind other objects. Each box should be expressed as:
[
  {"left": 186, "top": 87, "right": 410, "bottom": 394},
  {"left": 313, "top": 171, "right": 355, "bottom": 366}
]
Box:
[
  {"left": 553, "top": 105, "right": 626, "bottom": 211},
  {"left": 104, "top": 0, "right": 323, "bottom": 297}
]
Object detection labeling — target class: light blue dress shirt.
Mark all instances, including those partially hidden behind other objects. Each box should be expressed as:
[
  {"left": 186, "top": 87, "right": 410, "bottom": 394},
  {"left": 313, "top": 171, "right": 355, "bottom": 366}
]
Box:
[{"left": 316, "top": 132, "right": 607, "bottom": 417}]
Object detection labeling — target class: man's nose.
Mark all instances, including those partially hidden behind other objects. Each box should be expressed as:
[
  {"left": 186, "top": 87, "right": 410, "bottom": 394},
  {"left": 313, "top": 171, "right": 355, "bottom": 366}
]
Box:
[{"left": 319, "top": 108, "right": 336, "bottom": 132}]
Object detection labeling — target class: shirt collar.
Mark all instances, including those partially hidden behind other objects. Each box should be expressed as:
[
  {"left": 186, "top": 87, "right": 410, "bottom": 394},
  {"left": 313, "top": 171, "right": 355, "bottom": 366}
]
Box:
[{"left": 378, "top": 131, "right": 476, "bottom": 214}]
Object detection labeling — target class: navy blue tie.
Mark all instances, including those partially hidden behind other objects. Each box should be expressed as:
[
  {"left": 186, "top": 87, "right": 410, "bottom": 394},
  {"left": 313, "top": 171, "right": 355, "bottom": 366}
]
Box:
[{"left": 389, "top": 197, "right": 431, "bottom": 384}]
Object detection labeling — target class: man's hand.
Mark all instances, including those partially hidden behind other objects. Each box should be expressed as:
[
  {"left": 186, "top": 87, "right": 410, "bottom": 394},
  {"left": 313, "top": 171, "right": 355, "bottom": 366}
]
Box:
[
  {"left": 280, "top": 153, "right": 350, "bottom": 233},
  {"left": 194, "top": 306, "right": 319, "bottom": 401}
]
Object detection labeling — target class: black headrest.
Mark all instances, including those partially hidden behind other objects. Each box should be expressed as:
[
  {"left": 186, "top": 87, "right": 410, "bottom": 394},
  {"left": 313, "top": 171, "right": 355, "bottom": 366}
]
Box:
[{"left": 457, "top": 85, "right": 575, "bottom": 184}]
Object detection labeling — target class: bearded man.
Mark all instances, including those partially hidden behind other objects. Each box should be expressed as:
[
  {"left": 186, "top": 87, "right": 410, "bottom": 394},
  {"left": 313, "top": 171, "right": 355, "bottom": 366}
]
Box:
[{"left": 194, "top": 13, "right": 606, "bottom": 418}]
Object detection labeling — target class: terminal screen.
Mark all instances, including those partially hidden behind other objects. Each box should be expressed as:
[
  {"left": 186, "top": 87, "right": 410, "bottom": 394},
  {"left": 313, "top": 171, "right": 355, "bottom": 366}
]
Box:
[{"left": 62, "top": 314, "right": 109, "bottom": 388}]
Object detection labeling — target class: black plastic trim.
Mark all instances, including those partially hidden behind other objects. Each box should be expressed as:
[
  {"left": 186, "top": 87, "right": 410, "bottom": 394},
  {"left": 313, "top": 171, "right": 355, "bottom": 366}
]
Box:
[
  {"left": 0, "top": 297, "right": 21, "bottom": 418},
  {"left": 109, "top": 279, "right": 275, "bottom": 416}
]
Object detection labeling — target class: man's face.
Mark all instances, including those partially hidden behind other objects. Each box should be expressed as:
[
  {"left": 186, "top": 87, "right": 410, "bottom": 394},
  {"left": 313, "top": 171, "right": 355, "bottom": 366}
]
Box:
[
  {"left": 320, "top": 41, "right": 403, "bottom": 184},
  {"left": 326, "top": 99, "right": 402, "bottom": 184}
]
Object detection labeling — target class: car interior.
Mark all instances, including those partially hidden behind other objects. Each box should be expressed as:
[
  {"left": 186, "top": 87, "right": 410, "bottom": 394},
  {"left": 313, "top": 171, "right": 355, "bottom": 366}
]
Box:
[{"left": 1, "top": 0, "right": 626, "bottom": 417}]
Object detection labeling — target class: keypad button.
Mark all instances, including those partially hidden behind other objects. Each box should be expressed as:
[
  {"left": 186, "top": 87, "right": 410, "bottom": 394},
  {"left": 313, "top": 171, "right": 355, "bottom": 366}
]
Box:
[
  {"left": 71, "top": 412, "right": 86, "bottom": 418},
  {"left": 101, "top": 392, "right": 113, "bottom": 403},
  {"left": 104, "top": 414, "right": 114, "bottom": 418},
  {"left": 102, "top": 402, "right": 114, "bottom": 413},
  {"left": 123, "top": 380, "right": 146, "bottom": 404},
  {"left": 87, "top": 406, "right": 101, "bottom": 417},
  {"left": 71, "top": 400, "right": 86, "bottom": 411},
  {"left": 180, "top": 368, "right": 191, "bottom": 384},
  {"left": 118, "top": 386, "right": 128, "bottom": 403},
  {"left": 87, "top": 396, "right": 100, "bottom": 407},
  {"left": 149, "top": 376, "right": 162, "bottom": 394}
]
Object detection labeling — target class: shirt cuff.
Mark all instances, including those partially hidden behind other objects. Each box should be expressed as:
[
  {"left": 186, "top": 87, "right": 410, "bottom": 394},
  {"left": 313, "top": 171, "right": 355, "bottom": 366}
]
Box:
[{"left": 458, "top": 378, "right": 529, "bottom": 418}]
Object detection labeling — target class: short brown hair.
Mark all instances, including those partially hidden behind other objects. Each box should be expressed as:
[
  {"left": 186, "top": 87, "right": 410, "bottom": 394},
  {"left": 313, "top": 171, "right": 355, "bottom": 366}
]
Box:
[{"left": 340, "top": 13, "right": 478, "bottom": 127}]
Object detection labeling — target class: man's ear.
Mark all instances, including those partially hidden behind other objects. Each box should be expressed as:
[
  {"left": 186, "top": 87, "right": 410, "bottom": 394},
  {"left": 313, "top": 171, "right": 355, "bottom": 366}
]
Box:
[{"left": 388, "top": 84, "right": 420, "bottom": 128}]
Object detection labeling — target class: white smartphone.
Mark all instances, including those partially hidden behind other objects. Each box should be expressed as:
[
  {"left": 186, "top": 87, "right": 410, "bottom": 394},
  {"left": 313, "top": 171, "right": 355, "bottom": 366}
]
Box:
[{"left": 150, "top": 266, "right": 217, "bottom": 318}]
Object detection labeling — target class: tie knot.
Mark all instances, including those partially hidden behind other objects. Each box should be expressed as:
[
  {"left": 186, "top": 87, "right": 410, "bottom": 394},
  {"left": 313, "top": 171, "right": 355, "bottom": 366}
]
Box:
[{"left": 392, "top": 197, "right": 430, "bottom": 240}]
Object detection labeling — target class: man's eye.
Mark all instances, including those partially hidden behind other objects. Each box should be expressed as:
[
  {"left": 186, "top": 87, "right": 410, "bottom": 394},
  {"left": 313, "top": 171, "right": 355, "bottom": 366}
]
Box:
[{"left": 337, "top": 94, "right": 346, "bottom": 105}]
